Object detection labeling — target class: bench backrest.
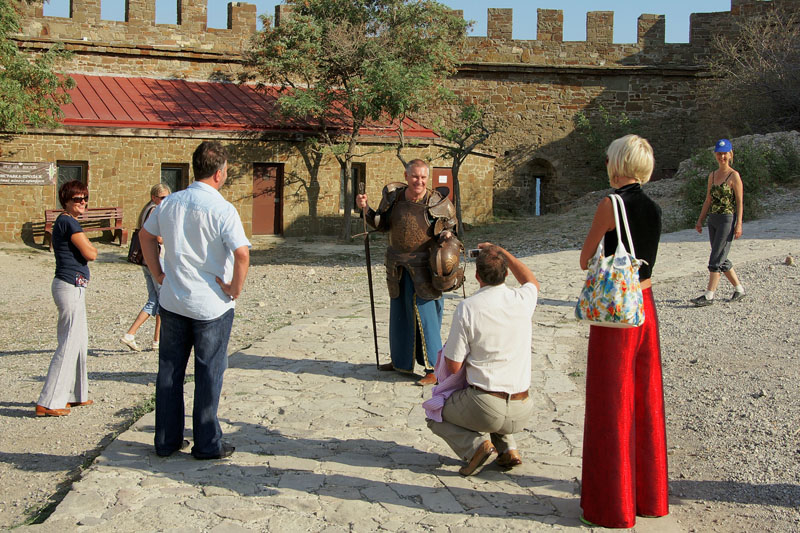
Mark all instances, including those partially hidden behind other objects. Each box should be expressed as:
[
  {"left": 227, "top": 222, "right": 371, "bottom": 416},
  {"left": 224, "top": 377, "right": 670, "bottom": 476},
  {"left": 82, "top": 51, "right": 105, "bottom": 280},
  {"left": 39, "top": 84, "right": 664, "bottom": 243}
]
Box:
[{"left": 45, "top": 207, "right": 123, "bottom": 228}]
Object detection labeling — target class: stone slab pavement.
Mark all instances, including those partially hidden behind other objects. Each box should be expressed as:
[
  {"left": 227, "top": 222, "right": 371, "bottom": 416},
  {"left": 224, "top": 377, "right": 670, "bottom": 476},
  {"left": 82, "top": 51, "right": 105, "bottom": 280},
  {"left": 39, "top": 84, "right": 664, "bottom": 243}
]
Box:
[{"left": 19, "top": 212, "right": 800, "bottom": 532}]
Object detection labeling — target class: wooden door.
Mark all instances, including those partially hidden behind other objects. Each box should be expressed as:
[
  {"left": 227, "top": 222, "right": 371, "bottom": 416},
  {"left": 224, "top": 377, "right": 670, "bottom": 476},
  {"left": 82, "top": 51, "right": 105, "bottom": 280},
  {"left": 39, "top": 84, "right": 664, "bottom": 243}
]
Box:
[
  {"left": 432, "top": 167, "right": 454, "bottom": 202},
  {"left": 252, "top": 163, "right": 283, "bottom": 235}
]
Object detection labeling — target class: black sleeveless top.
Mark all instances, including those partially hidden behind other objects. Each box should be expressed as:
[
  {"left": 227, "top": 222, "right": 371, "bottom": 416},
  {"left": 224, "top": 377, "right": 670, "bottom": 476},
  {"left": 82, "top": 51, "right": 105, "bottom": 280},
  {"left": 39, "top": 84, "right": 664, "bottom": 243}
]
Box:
[{"left": 603, "top": 183, "right": 662, "bottom": 281}]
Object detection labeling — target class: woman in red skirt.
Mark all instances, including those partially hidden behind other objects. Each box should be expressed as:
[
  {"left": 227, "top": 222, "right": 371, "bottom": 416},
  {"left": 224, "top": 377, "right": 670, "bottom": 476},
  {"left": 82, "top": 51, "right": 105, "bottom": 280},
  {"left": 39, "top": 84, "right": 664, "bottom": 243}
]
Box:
[{"left": 578, "top": 134, "right": 669, "bottom": 528}]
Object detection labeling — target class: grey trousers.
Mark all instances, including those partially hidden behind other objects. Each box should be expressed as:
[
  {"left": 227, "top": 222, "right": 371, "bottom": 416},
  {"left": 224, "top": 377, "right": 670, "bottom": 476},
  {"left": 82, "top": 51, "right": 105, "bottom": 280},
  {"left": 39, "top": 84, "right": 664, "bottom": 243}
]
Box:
[
  {"left": 38, "top": 278, "right": 88, "bottom": 409},
  {"left": 707, "top": 213, "right": 735, "bottom": 273},
  {"left": 427, "top": 386, "right": 534, "bottom": 461}
]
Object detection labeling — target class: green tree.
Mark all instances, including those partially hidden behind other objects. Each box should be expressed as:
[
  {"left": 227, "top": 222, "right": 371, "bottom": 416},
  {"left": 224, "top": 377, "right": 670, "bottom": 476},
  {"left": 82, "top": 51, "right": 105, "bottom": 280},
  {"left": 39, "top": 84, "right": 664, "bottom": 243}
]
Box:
[
  {"left": 435, "top": 98, "right": 501, "bottom": 236},
  {"left": 243, "top": 0, "right": 467, "bottom": 240},
  {"left": 0, "top": 0, "right": 74, "bottom": 133}
]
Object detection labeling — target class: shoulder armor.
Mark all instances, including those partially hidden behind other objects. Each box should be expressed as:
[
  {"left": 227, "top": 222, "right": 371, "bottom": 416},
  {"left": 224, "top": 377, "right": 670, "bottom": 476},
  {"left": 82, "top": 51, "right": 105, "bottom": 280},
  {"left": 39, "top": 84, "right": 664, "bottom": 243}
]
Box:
[
  {"left": 427, "top": 190, "right": 456, "bottom": 221},
  {"left": 378, "top": 182, "right": 407, "bottom": 212}
]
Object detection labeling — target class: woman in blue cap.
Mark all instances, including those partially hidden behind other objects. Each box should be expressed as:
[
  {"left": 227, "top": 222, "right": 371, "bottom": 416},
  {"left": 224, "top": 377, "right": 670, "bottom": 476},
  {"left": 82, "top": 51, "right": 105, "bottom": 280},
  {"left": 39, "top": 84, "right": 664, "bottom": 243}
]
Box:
[{"left": 691, "top": 138, "right": 746, "bottom": 306}]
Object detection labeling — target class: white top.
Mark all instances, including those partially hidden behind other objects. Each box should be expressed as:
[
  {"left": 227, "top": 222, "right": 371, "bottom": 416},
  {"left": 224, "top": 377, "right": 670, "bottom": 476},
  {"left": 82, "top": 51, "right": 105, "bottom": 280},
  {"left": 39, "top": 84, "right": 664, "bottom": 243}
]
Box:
[
  {"left": 443, "top": 282, "right": 538, "bottom": 394},
  {"left": 143, "top": 181, "right": 251, "bottom": 321}
]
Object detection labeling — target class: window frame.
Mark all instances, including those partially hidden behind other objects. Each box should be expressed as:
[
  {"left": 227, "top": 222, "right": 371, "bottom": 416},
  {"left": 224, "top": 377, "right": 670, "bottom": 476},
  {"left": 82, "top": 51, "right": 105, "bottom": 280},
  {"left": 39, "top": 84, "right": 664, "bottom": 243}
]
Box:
[{"left": 160, "top": 163, "right": 189, "bottom": 192}]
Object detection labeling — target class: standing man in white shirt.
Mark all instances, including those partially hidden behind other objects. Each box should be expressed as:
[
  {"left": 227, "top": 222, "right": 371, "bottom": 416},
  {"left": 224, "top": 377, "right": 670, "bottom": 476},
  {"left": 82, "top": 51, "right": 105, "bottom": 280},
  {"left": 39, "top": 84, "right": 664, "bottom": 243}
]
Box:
[
  {"left": 140, "top": 141, "right": 251, "bottom": 460},
  {"left": 427, "top": 243, "right": 539, "bottom": 476}
]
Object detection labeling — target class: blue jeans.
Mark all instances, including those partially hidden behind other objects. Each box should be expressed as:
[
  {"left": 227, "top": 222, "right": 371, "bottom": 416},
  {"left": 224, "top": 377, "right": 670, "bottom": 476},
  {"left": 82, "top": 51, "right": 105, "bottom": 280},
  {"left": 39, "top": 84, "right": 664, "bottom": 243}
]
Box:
[
  {"left": 141, "top": 266, "right": 160, "bottom": 316},
  {"left": 155, "top": 307, "right": 234, "bottom": 457}
]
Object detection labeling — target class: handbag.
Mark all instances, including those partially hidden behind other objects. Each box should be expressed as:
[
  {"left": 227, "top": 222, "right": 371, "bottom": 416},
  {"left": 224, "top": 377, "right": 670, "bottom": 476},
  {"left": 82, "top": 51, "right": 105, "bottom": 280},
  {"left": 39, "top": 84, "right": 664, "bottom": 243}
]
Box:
[
  {"left": 575, "top": 194, "right": 646, "bottom": 328},
  {"left": 127, "top": 204, "right": 155, "bottom": 266},
  {"left": 127, "top": 229, "right": 145, "bottom": 265}
]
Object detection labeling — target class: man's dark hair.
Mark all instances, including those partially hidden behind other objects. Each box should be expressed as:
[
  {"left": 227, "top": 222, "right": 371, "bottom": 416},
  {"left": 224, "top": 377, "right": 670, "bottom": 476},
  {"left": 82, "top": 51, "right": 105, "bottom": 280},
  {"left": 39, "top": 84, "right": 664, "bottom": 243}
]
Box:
[
  {"left": 476, "top": 245, "right": 507, "bottom": 286},
  {"left": 58, "top": 180, "right": 89, "bottom": 209},
  {"left": 192, "top": 141, "right": 228, "bottom": 181}
]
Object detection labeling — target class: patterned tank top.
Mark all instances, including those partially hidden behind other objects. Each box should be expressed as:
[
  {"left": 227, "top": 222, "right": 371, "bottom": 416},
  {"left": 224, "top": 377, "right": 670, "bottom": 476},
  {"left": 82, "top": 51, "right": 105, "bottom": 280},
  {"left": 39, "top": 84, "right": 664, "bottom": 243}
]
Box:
[{"left": 710, "top": 171, "right": 735, "bottom": 215}]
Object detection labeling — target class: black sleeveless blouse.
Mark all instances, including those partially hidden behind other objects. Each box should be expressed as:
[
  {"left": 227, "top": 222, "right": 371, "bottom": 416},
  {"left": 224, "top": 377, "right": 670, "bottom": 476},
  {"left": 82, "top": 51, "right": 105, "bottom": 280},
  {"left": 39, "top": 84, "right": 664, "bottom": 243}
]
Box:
[{"left": 603, "top": 183, "right": 662, "bottom": 281}]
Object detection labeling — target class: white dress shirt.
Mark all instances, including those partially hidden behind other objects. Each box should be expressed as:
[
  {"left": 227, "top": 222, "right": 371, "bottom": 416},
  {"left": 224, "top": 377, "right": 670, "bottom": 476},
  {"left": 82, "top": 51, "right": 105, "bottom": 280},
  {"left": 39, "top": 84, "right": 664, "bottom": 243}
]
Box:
[
  {"left": 443, "top": 282, "right": 538, "bottom": 394},
  {"left": 144, "top": 181, "right": 250, "bottom": 321}
]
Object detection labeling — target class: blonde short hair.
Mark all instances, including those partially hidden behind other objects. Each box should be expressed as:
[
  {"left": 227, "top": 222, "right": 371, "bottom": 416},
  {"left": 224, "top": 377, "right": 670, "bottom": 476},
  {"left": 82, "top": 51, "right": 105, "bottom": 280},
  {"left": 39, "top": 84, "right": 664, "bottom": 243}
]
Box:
[
  {"left": 606, "top": 134, "right": 654, "bottom": 184},
  {"left": 150, "top": 183, "right": 171, "bottom": 197}
]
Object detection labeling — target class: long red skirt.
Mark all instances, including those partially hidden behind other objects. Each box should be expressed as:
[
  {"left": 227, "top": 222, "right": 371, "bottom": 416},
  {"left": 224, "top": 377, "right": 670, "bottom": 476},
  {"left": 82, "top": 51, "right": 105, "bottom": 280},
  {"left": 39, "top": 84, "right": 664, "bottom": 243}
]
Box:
[{"left": 580, "top": 287, "right": 669, "bottom": 528}]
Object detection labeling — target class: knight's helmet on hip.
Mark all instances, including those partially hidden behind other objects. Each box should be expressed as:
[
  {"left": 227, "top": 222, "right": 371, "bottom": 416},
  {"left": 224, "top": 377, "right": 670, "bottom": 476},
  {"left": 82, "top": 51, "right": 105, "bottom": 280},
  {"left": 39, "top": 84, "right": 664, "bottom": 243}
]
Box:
[{"left": 430, "top": 233, "right": 465, "bottom": 292}]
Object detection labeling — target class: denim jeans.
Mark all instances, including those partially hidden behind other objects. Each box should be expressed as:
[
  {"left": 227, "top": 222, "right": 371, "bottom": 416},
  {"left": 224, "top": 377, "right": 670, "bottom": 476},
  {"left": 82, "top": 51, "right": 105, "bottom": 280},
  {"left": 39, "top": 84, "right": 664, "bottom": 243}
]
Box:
[
  {"left": 155, "top": 307, "right": 234, "bottom": 457},
  {"left": 141, "top": 266, "right": 160, "bottom": 316}
]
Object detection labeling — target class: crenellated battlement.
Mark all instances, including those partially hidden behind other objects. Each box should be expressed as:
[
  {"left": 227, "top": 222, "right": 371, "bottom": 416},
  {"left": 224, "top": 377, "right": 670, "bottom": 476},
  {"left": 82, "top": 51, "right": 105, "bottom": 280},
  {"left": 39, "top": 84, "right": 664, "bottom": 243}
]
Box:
[
  {"left": 13, "top": 0, "right": 796, "bottom": 67},
  {"left": 453, "top": 0, "right": 797, "bottom": 69},
  {"left": 15, "top": 0, "right": 257, "bottom": 53}
]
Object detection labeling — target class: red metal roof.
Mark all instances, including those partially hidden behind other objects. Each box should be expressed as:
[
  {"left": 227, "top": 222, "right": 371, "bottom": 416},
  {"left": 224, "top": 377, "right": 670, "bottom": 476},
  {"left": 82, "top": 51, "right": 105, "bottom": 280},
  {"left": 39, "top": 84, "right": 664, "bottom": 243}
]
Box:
[{"left": 59, "top": 74, "right": 437, "bottom": 139}]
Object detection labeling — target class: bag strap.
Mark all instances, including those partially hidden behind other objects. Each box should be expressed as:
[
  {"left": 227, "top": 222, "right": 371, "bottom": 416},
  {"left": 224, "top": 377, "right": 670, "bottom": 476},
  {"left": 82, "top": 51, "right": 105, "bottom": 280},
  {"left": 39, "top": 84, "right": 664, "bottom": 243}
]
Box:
[{"left": 608, "top": 194, "right": 636, "bottom": 258}]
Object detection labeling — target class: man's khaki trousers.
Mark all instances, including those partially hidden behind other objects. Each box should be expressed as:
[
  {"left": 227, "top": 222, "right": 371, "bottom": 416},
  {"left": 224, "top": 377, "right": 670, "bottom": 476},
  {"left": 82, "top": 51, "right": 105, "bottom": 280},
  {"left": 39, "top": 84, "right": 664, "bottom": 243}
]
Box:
[{"left": 427, "top": 386, "right": 533, "bottom": 460}]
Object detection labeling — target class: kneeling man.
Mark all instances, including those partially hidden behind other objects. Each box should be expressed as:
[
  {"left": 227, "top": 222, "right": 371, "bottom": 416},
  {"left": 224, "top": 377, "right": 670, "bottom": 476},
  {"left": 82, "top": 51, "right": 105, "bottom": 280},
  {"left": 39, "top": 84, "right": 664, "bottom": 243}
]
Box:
[{"left": 427, "top": 243, "right": 539, "bottom": 475}]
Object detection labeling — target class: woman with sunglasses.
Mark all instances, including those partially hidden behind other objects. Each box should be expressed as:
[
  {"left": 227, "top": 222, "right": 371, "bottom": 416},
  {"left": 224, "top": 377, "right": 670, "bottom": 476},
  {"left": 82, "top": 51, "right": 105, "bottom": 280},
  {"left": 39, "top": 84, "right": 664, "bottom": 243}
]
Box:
[
  {"left": 120, "top": 183, "right": 171, "bottom": 352},
  {"left": 36, "top": 180, "right": 97, "bottom": 416}
]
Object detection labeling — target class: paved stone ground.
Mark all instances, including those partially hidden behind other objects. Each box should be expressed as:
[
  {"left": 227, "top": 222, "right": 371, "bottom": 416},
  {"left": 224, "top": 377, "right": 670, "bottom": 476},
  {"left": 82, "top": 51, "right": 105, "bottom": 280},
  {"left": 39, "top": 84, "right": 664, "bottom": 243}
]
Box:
[{"left": 17, "top": 212, "right": 800, "bottom": 532}]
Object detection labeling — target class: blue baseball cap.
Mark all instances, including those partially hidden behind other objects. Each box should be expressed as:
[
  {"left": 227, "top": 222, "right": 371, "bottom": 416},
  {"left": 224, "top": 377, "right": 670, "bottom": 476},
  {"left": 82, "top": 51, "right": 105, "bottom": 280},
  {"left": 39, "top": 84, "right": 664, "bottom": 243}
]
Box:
[{"left": 714, "top": 139, "right": 733, "bottom": 153}]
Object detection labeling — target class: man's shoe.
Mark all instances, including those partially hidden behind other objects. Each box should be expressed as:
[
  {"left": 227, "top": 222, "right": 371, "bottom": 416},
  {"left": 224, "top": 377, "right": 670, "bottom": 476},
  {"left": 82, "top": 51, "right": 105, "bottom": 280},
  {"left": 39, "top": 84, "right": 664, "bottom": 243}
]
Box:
[
  {"left": 67, "top": 400, "right": 93, "bottom": 407},
  {"left": 415, "top": 372, "right": 437, "bottom": 386},
  {"left": 156, "top": 439, "right": 191, "bottom": 457},
  {"left": 378, "top": 362, "right": 395, "bottom": 371},
  {"left": 35, "top": 405, "right": 70, "bottom": 417},
  {"left": 459, "top": 441, "right": 495, "bottom": 476},
  {"left": 690, "top": 295, "right": 714, "bottom": 307},
  {"left": 495, "top": 449, "right": 523, "bottom": 469},
  {"left": 730, "top": 291, "right": 746, "bottom": 302},
  {"left": 120, "top": 335, "right": 140, "bottom": 351},
  {"left": 192, "top": 442, "right": 235, "bottom": 460},
  {"left": 152, "top": 340, "right": 160, "bottom": 351}
]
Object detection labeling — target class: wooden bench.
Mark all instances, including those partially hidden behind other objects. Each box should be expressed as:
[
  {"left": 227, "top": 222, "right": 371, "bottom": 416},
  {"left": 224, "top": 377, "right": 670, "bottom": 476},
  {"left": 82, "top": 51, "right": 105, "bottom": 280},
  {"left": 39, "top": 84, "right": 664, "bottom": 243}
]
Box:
[{"left": 44, "top": 207, "right": 128, "bottom": 249}]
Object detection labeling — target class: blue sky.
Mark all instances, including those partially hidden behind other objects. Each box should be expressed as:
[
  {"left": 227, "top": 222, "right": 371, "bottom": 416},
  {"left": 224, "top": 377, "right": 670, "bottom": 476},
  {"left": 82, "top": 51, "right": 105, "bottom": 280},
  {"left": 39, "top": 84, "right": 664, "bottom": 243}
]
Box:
[{"left": 43, "top": 0, "right": 733, "bottom": 43}]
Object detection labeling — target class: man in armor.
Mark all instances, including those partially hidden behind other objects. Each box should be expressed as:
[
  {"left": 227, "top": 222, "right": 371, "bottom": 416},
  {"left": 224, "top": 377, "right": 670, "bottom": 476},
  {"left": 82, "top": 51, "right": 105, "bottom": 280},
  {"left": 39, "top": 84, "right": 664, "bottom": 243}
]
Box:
[{"left": 356, "top": 159, "right": 458, "bottom": 386}]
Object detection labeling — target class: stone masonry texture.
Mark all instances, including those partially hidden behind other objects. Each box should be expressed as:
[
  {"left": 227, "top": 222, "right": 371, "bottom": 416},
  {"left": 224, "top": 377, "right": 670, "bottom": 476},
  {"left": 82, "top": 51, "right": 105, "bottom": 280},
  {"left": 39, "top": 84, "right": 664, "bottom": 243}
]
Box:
[{"left": 2, "top": 0, "right": 797, "bottom": 242}]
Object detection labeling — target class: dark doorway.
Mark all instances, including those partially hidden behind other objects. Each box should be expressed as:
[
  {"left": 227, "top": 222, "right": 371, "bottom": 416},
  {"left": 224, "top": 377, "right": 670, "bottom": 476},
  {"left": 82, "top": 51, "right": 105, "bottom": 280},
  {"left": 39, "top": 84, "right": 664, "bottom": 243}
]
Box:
[{"left": 252, "top": 163, "right": 283, "bottom": 235}]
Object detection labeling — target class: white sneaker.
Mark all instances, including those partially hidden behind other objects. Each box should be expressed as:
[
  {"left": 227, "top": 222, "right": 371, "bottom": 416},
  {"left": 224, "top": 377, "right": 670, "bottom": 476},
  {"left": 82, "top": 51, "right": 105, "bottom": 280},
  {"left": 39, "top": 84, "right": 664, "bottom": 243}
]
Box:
[
  {"left": 152, "top": 340, "right": 159, "bottom": 351},
  {"left": 120, "top": 335, "right": 140, "bottom": 352}
]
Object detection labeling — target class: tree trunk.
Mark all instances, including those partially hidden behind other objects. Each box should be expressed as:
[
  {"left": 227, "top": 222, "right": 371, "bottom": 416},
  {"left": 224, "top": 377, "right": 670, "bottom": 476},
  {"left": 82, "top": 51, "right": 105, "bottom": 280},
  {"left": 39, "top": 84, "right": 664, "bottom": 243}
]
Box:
[
  {"left": 340, "top": 158, "right": 353, "bottom": 241},
  {"left": 452, "top": 160, "right": 465, "bottom": 237}
]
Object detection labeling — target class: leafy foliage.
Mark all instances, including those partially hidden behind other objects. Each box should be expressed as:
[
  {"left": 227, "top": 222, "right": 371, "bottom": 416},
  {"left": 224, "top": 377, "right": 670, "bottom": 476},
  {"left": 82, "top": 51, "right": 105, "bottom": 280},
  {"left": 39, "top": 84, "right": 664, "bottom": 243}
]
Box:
[
  {"left": 434, "top": 97, "right": 501, "bottom": 235},
  {"left": 764, "top": 136, "right": 800, "bottom": 185},
  {"left": 243, "top": 0, "right": 467, "bottom": 239},
  {"left": 574, "top": 105, "right": 642, "bottom": 185},
  {"left": 0, "top": 0, "right": 74, "bottom": 133},
  {"left": 681, "top": 137, "right": 800, "bottom": 226},
  {"left": 706, "top": 5, "right": 800, "bottom": 132}
]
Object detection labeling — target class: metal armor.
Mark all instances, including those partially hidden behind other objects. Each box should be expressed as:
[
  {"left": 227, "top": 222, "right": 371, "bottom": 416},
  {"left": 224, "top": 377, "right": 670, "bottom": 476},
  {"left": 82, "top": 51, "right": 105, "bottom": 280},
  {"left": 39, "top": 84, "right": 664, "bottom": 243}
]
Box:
[
  {"left": 429, "top": 233, "right": 465, "bottom": 292},
  {"left": 366, "top": 184, "right": 458, "bottom": 300}
]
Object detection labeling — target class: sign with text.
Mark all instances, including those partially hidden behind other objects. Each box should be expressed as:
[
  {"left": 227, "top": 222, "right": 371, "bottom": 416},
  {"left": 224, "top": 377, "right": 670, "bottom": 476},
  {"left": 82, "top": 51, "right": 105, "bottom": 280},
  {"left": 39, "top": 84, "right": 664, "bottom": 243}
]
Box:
[{"left": 0, "top": 162, "right": 57, "bottom": 185}]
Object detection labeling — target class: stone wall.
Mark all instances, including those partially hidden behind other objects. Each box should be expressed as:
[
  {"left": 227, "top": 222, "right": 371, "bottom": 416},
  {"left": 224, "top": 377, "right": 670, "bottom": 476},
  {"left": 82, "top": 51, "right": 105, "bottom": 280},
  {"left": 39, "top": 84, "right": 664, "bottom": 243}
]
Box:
[
  {"left": 433, "top": 0, "right": 800, "bottom": 213},
  {"left": 0, "top": 130, "right": 493, "bottom": 243},
  {"left": 8, "top": 0, "right": 799, "bottom": 220}
]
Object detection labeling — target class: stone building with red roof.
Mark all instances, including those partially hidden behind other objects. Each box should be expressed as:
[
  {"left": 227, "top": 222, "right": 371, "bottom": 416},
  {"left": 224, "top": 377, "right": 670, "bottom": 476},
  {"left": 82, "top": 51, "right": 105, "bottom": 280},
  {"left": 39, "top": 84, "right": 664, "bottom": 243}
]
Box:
[{"left": 0, "top": 1, "right": 495, "bottom": 243}]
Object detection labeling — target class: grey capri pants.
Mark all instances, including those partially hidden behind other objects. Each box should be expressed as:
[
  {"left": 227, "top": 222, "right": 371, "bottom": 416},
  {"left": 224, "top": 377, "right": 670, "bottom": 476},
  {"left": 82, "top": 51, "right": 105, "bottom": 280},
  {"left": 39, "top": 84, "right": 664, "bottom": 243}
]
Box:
[{"left": 707, "top": 213, "right": 735, "bottom": 273}]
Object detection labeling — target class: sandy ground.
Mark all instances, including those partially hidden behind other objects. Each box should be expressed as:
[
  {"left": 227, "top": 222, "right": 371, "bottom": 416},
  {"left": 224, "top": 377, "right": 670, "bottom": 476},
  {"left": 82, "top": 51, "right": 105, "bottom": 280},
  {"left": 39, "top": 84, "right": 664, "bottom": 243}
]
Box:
[{"left": 0, "top": 180, "right": 798, "bottom": 530}]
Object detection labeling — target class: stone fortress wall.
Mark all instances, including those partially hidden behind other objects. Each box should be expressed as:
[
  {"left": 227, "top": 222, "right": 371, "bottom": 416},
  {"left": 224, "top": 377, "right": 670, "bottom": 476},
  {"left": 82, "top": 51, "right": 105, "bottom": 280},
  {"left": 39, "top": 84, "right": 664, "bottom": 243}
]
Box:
[{"left": 11, "top": 0, "right": 797, "bottom": 215}]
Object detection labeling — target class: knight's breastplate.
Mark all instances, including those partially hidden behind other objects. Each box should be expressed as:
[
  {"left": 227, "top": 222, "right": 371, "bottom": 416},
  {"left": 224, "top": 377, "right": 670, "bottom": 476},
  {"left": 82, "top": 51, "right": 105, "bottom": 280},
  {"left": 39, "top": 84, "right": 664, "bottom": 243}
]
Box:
[{"left": 388, "top": 198, "right": 432, "bottom": 253}]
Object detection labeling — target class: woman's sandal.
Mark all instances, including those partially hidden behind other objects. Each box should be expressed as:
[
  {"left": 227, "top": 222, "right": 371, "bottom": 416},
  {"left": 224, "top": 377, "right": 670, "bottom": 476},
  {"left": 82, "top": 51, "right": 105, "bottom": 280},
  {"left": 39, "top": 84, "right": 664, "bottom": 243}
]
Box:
[{"left": 579, "top": 515, "right": 600, "bottom": 527}]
